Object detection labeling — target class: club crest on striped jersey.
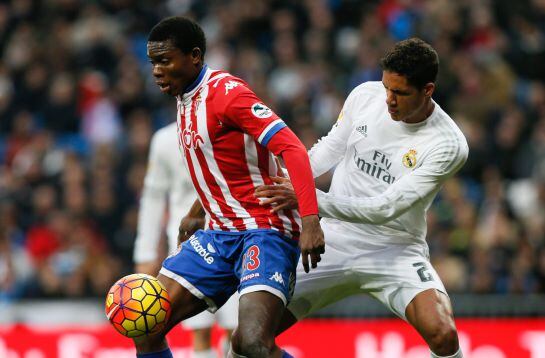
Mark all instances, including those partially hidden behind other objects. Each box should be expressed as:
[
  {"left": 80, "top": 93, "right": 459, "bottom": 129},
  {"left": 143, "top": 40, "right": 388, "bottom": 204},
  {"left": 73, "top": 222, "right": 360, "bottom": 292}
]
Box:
[
  {"left": 251, "top": 103, "right": 273, "bottom": 119},
  {"left": 182, "top": 122, "right": 204, "bottom": 150},
  {"left": 402, "top": 149, "right": 417, "bottom": 168}
]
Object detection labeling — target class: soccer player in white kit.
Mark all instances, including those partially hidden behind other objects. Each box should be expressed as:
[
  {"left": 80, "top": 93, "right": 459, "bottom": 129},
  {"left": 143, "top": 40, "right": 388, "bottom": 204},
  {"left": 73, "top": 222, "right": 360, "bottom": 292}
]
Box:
[
  {"left": 256, "top": 38, "right": 468, "bottom": 358},
  {"left": 133, "top": 122, "right": 238, "bottom": 358}
]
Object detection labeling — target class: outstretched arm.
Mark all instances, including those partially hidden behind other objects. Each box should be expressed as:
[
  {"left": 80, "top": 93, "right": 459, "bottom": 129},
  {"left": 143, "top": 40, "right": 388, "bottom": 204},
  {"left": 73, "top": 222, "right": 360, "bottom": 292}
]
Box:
[
  {"left": 266, "top": 128, "right": 325, "bottom": 273},
  {"left": 257, "top": 142, "right": 468, "bottom": 225}
]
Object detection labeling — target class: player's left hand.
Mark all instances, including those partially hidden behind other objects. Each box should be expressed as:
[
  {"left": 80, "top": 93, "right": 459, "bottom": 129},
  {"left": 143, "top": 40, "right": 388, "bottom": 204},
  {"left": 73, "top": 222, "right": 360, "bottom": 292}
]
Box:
[
  {"left": 299, "top": 215, "right": 325, "bottom": 273},
  {"left": 254, "top": 176, "right": 298, "bottom": 212},
  {"left": 178, "top": 216, "right": 205, "bottom": 246}
]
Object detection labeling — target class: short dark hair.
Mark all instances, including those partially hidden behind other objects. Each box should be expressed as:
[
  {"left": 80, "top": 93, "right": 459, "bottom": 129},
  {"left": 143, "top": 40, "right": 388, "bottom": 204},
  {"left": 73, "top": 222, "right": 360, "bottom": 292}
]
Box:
[
  {"left": 148, "top": 16, "right": 206, "bottom": 59},
  {"left": 380, "top": 38, "right": 438, "bottom": 89}
]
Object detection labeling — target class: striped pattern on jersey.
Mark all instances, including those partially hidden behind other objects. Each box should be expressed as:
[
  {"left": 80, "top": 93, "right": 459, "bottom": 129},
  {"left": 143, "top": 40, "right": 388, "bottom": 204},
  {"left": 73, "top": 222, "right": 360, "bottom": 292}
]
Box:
[{"left": 175, "top": 67, "right": 300, "bottom": 238}]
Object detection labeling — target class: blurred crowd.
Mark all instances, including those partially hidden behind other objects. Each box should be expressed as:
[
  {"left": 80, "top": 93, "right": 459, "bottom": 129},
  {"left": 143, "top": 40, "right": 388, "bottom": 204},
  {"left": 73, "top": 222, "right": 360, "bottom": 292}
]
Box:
[{"left": 1, "top": 0, "right": 545, "bottom": 301}]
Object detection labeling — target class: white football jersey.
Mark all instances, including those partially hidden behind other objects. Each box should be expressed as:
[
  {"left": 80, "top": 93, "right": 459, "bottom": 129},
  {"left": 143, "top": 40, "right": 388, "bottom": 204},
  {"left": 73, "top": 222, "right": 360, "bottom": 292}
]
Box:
[
  {"left": 133, "top": 122, "right": 197, "bottom": 263},
  {"left": 309, "top": 81, "right": 468, "bottom": 248}
]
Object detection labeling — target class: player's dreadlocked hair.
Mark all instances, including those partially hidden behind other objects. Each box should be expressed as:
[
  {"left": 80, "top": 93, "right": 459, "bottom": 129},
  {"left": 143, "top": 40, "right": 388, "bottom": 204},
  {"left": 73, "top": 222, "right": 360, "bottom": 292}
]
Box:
[
  {"left": 148, "top": 16, "right": 206, "bottom": 60},
  {"left": 380, "top": 38, "right": 438, "bottom": 89}
]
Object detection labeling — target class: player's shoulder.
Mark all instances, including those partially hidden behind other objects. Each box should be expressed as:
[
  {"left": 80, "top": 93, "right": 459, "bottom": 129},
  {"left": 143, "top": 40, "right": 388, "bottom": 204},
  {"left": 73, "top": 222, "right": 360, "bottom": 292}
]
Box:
[
  {"left": 153, "top": 122, "right": 177, "bottom": 141},
  {"left": 207, "top": 71, "right": 252, "bottom": 98},
  {"left": 430, "top": 106, "right": 469, "bottom": 158},
  {"left": 150, "top": 122, "right": 178, "bottom": 153},
  {"left": 349, "top": 81, "right": 385, "bottom": 99},
  {"left": 345, "top": 81, "right": 384, "bottom": 108}
]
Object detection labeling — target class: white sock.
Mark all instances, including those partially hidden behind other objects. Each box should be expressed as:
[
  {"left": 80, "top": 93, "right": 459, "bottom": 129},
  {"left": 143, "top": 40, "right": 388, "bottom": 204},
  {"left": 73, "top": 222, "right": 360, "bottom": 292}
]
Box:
[
  {"left": 193, "top": 349, "right": 216, "bottom": 358},
  {"left": 431, "top": 348, "right": 463, "bottom": 358}
]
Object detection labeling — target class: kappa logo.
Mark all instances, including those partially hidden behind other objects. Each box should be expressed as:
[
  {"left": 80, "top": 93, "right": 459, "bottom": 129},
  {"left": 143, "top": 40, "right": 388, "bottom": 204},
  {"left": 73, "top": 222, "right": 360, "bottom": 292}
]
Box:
[
  {"left": 356, "top": 125, "right": 368, "bottom": 137},
  {"left": 251, "top": 103, "right": 273, "bottom": 119},
  {"left": 269, "top": 272, "right": 284, "bottom": 285},
  {"left": 225, "top": 80, "right": 240, "bottom": 95},
  {"left": 241, "top": 272, "right": 260, "bottom": 283}
]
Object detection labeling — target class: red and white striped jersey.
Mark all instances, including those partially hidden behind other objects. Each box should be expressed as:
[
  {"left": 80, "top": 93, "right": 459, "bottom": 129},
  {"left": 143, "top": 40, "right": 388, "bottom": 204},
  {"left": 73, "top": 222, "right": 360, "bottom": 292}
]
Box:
[{"left": 175, "top": 66, "right": 301, "bottom": 237}]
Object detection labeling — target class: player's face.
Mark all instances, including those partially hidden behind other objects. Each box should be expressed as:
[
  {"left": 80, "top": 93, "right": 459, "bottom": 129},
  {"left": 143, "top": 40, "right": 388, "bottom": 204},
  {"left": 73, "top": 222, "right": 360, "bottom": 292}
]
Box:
[
  {"left": 382, "top": 71, "right": 434, "bottom": 123},
  {"left": 147, "top": 40, "right": 202, "bottom": 96}
]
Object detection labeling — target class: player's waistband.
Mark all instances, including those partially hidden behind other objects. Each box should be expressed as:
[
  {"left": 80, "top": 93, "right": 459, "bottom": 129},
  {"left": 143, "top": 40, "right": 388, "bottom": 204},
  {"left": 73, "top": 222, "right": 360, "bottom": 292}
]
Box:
[{"left": 202, "top": 228, "right": 298, "bottom": 240}]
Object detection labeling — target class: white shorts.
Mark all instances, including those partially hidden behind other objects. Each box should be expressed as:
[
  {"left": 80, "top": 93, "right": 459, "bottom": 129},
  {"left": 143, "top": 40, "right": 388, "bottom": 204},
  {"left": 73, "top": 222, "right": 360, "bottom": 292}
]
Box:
[
  {"left": 182, "top": 293, "right": 239, "bottom": 330},
  {"left": 288, "top": 223, "right": 447, "bottom": 321}
]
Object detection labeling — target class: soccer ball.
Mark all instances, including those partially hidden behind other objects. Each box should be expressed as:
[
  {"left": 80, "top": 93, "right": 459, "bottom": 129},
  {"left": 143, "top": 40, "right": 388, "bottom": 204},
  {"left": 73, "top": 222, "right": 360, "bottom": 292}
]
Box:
[{"left": 105, "top": 273, "right": 172, "bottom": 338}]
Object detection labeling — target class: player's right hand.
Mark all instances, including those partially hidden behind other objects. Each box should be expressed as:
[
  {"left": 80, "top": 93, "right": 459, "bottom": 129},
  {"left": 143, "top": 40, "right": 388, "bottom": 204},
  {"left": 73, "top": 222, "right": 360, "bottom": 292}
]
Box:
[
  {"left": 299, "top": 215, "right": 325, "bottom": 273},
  {"left": 178, "top": 215, "right": 205, "bottom": 246}
]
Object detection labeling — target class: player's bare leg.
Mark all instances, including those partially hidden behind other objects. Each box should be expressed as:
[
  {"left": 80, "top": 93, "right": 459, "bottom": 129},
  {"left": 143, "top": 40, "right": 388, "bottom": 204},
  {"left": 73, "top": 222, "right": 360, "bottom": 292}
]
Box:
[
  {"left": 230, "top": 291, "right": 286, "bottom": 357},
  {"left": 133, "top": 273, "right": 208, "bottom": 355},
  {"left": 405, "top": 289, "right": 462, "bottom": 357},
  {"left": 275, "top": 309, "right": 298, "bottom": 336},
  {"left": 191, "top": 327, "right": 215, "bottom": 358}
]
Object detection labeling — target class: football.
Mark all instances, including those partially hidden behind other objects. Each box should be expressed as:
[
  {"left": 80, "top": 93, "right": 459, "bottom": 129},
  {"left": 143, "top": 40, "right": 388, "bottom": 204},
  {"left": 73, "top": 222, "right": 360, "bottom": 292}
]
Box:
[{"left": 105, "top": 273, "right": 172, "bottom": 338}]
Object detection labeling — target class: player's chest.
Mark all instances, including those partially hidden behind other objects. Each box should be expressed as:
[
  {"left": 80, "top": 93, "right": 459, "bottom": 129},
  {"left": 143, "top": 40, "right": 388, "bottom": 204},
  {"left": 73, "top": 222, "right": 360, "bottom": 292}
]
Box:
[
  {"left": 345, "top": 119, "right": 430, "bottom": 182},
  {"left": 177, "top": 101, "right": 241, "bottom": 154}
]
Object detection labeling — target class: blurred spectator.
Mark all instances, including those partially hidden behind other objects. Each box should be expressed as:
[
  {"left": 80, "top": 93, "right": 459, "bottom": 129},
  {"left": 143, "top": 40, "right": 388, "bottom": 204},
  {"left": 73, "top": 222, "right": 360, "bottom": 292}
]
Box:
[{"left": 0, "top": 0, "right": 544, "bottom": 299}]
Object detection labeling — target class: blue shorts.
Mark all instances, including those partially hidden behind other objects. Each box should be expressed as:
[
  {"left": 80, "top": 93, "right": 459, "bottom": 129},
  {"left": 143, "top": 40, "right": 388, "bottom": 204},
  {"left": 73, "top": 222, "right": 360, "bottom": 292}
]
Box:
[{"left": 160, "top": 229, "right": 300, "bottom": 312}]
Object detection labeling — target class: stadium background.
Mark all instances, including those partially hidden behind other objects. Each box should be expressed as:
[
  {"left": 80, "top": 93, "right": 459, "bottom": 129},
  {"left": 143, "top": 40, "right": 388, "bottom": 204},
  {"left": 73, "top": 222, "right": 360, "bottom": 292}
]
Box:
[{"left": 1, "top": 0, "right": 545, "bottom": 357}]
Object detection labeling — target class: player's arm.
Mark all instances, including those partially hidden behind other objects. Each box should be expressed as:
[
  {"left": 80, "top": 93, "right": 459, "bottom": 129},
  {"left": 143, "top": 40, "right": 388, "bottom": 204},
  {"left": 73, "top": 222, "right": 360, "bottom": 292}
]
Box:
[
  {"left": 307, "top": 90, "right": 357, "bottom": 177},
  {"left": 257, "top": 140, "right": 468, "bottom": 224},
  {"left": 177, "top": 199, "right": 205, "bottom": 246},
  {"left": 133, "top": 132, "right": 170, "bottom": 275},
  {"left": 316, "top": 141, "right": 469, "bottom": 224},
  {"left": 222, "top": 86, "right": 324, "bottom": 272},
  {"left": 266, "top": 127, "right": 325, "bottom": 272}
]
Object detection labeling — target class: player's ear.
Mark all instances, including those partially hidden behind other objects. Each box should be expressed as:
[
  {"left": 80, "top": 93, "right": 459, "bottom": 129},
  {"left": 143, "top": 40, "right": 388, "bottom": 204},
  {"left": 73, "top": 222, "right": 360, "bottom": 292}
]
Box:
[
  {"left": 191, "top": 47, "right": 202, "bottom": 64},
  {"left": 423, "top": 82, "right": 435, "bottom": 98}
]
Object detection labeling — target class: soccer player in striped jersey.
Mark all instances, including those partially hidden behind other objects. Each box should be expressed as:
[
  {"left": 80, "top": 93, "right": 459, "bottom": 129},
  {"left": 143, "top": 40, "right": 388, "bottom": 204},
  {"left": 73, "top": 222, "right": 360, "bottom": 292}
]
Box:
[
  {"left": 256, "top": 39, "right": 468, "bottom": 358},
  {"left": 133, "top": 122, "right": 239, "bottom": 358},
  {"left": 133, "top": 17, "right": 324, "bottom": 358}
]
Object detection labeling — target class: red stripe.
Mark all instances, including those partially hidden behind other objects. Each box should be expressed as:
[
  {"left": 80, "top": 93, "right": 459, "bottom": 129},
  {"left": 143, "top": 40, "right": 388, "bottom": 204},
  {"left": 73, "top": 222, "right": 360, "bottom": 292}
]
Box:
[
  {"left": 178, "top": 100, "right": 227, "bottom": 231},
  {"left": 192, "top": 91, "right": 246, "bottom": 231},
  {"left": 212, "top": 133, "right": 272, "bottom": 230},
  {"left": 255, "top": 145, "right": 291, "bottom": 236}
]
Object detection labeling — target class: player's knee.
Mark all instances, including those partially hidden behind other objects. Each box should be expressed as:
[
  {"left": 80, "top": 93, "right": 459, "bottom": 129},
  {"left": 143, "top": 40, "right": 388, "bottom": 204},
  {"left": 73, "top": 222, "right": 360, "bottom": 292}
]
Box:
[
  {"left": 133, "top": 332, "right": 167, "bottom": 353},
  {"left": 427, "top": 321, "right": 459, "bottom": 356},
  {"left": 231, "top": 328, "right": 274, "bottom": 357}
]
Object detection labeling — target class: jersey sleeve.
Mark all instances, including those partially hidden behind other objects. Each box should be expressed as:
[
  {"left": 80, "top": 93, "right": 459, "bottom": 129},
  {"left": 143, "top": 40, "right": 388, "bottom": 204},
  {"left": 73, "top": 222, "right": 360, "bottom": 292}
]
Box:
[
  {"left": 133, "top": 131, "right": 170, "bottom": 263},
  {"left": 316, "top": 139, "right": 469, "bottom": 224},
  {"left": 216, "top": 78, "right": 318, "bottom": 216},
  {"left": 219, "top": 80, "right": 286, "bottom": 145},
  {"left": 308, "top": 88, "right": 359, "bottom": 177}
]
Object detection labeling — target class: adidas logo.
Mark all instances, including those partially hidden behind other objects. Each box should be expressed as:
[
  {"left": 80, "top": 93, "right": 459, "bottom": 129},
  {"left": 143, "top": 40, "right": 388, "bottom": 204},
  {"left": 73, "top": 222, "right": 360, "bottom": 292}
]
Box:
[
  {"left": 269, "top": 272, "right": 284, "bottom": 285},
  {"left": 356, "top": 125, "right": 367, "bottom": 137}
]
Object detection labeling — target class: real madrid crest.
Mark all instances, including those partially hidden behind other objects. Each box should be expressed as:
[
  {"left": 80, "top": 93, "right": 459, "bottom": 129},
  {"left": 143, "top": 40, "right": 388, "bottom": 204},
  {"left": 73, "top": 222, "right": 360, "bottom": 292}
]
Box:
[{"left": 402, "top": 149, "right": 417, "bottom": 168}]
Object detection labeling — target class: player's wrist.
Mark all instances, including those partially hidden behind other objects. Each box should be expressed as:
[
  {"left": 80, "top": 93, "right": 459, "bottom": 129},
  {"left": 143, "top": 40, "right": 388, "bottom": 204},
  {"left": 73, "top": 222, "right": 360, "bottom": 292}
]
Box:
[{"left": 301, "top": 214, "right": 320, "bottom": 225}]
